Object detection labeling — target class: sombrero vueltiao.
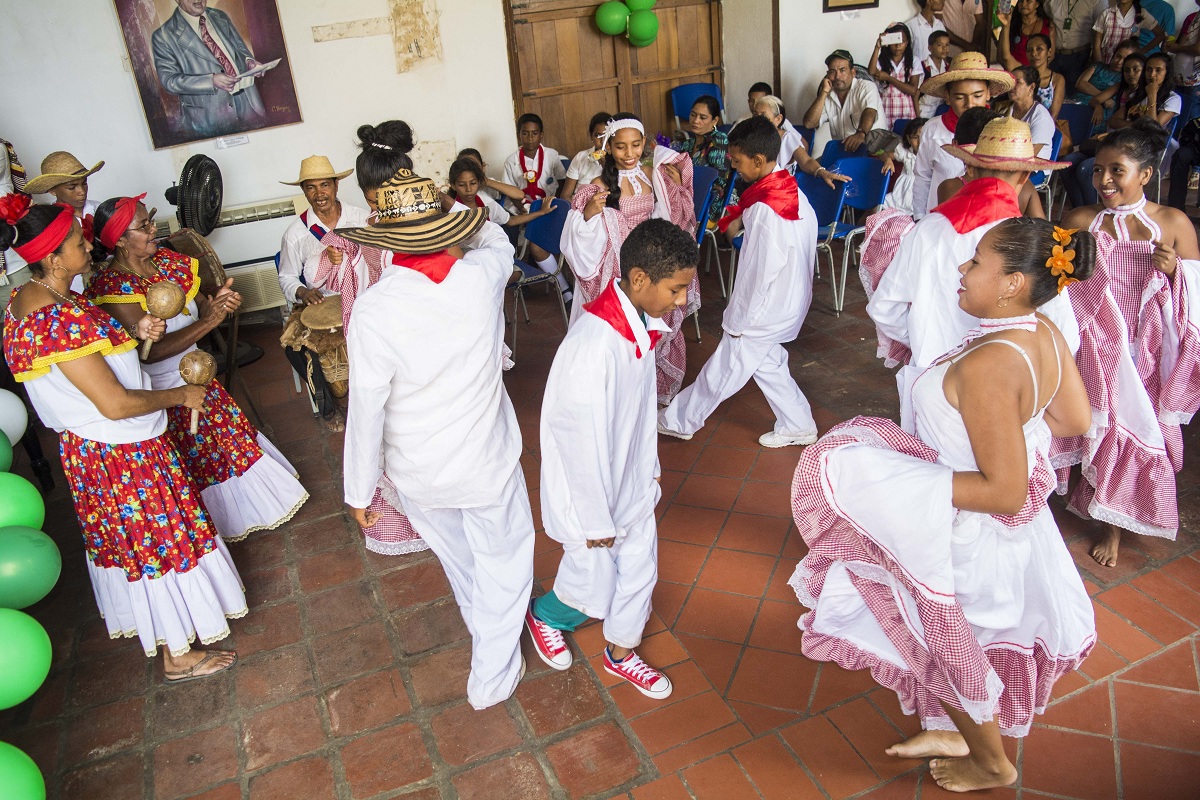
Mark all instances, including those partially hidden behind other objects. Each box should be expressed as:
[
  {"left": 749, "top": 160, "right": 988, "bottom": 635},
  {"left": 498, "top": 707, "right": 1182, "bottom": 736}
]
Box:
[
  {"left": 943, "top": 117, "right": 1069, "bottom": 172},
  {"left": 920, "top": 51, "right": 1015, "bottom": 100},
  {"left": 24, "top": 151, "right": 105, "bottom": 195},
  {"left": 335, "top": 169, "right": 486, "bottom": 254}
]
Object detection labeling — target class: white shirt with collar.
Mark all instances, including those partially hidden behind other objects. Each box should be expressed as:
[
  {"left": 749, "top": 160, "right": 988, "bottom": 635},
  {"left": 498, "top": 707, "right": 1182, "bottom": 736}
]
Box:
[
  {"left": 277, "top": 203, "right": 370, "bottom": 304},
  {"left": 539, "top": 278, "right": 668, "bottom": 546},
  {"left": 343, "top": 221, "right": 521, "bottom": 510},
  {"left": 912, "top": 113, "right": 961, "bottom": 219},
  {"left": 820, "top": 77, "right": 888, "bottom": 141},
  {"left": 906, "top": 13, "right": 947, "bottom": 64},
  {"left": 502, "top": 146, "right": 567, "bottom": 201}
]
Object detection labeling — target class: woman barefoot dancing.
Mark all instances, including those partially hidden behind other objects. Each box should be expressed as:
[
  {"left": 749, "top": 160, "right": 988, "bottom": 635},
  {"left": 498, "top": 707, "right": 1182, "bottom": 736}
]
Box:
[
  {"left": 790, "top": 218, "right": 1097, "bottom": 791},
  {"left": 1062, "top": 118, "right": 1200, "bottom": 566}
]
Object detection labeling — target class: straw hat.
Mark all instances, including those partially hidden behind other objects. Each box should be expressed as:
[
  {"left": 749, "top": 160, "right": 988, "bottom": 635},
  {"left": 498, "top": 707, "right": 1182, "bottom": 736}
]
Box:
[
  {"left": 280, "top": 155, "right": 353, "bottom": 186},
  {"left": 335, "top": 169, "right": 486, "bottom": 254},
  {"left": 920, "top": 52, "right": 1015, "bottom": 100},
  {"left": 942, "top": 117, "right": 1069, "bottom": 172},
  {"left": 24, "top": 151, "right": 105, "bottom": 194}
]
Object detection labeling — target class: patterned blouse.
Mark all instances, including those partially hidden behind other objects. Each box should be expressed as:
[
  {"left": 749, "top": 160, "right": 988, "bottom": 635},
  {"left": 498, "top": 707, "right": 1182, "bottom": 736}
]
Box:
[{"left": 672, "top": 129, "right": 730, "bottom": 225}]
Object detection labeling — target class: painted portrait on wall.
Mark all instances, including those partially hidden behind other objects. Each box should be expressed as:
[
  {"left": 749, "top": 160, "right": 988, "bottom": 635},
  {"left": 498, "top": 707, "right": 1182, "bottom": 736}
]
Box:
[{"left": 112, "top": 0, "right": 302, "bottom": 148}]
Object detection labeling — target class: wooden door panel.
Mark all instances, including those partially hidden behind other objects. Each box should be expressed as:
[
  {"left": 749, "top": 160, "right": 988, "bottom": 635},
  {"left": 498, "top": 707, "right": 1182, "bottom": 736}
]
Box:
[{"left": 526, "top": 86, "right": 622, "bottom": 156}]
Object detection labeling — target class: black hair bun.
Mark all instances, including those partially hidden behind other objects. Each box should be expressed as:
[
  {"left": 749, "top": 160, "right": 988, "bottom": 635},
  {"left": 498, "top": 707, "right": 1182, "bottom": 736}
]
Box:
[{"left": 0, "top": 220, "right": 16, "bottom": 252}]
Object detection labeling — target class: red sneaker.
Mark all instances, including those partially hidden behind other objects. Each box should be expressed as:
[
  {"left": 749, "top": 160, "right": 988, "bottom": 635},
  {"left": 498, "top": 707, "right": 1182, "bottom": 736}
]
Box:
[
  {"left": 525, "top": 603, "right": 573, "bottom": 671},
  {"left": 603, "top": 648, "right": 673, "bottom": 699}
]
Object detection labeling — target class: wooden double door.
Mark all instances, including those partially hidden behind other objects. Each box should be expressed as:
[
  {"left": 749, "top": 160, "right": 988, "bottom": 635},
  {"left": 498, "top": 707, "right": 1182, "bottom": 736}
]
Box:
[{"left": 504, "top": 0, "right": 723, "bottom": 158}]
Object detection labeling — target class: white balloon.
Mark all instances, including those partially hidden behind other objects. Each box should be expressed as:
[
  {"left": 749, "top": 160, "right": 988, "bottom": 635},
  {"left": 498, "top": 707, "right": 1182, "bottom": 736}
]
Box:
[{"left": 0, "top": 390, "right": 28, "bottom": 445}]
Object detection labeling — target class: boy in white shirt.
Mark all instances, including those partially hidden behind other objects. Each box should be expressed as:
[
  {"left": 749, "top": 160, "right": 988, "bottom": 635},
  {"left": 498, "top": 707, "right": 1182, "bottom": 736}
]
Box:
[
  {"left": 342, "top": 169, "right": 534, "bottom": 711},
  {"left": 524, "top": 219, "right": 698, "bottom": 700},
  {"left": 502, "top": 113, "right": 567, "bottom": 207},
  {"left": 658, "top": 116, "right": 820, "bottom": 448},
  {"left": 918, "top": 30, "right": 952, "bottom": 119}
]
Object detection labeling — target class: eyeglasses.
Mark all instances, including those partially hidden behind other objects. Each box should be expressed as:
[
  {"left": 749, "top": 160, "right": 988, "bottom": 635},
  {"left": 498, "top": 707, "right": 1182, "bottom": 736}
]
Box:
[{"left": 130, "top": 214, "right": 158, "bottom": 234}]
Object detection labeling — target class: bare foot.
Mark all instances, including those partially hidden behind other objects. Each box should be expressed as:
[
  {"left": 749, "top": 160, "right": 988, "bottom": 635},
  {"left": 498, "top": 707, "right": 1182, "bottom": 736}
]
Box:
[
  {"left": 1090, "top": 524, "right": 1121, "bottom": 567},
  {"left": 886, "top": 730, "right": 970, "bottom": 759},
  {"left": 929, "top": 755, "right": 1018, "bottom": 793}
]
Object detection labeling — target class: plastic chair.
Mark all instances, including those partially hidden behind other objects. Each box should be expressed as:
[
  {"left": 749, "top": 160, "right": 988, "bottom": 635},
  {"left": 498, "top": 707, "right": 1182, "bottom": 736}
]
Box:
[
  {"left": 688, "top": 164, "right": 720, "bottom": 341},
  {"left": 716, "top": 123, "right": 733, "bottom": 135},
  {"left": 795, "top": 125, "right": 816, "bottom": 155},
  {"left": 891, "top": 118, "right": 911, "bottom": 137},
  {"left": 829, "top": 157, "right": 892, "bottom": 313},
  {"left": 935, "top": 103, "right": 949, "bottom": 116},
  {"left": 703, "top": 169, "right": 738, "bottom": 297},
  {"left": 1031, "top": 127, "right": 1062, "bottom": 216},
  {"left": 796, "top": 171, "right": 851, "bottom": 314},
  {"left": 509, "top": 198, "right": 570, "bottom": 355},
  {"left": 669, "top": 83, "right": 724, "bottom": 130},
  {"left": 559, "top": 156, "right": 570, "bottom": 174},
  {"left": 818, "top": 139, "right": 866, "bottom": 168},
  {"left": 1056, "top": 103, "right": 1093, "bottom": 151}
]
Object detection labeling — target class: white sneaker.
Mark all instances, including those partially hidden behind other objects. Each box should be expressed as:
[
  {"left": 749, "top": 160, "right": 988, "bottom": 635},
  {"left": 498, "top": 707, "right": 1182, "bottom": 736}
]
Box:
[
  {"left": 525, "top": 603, "right": 573, "bottom": 671},
  {"left": 758, "top": 429, "right": 818, "bottom": 448},
  {"left": 657, "top": 412, "right": 692, "bottom": 440}
]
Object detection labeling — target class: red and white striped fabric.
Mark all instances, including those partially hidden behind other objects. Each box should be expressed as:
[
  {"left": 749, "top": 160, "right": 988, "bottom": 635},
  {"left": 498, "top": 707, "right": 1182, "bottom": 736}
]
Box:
[
  {"left": 858, "top": 208, "right": 915, "bottom": 368},
  {"left": 313, "top": 232, "right": 429, "bottom": 557},
  {"left": 563, "top": 146, "right": 698, "bottom": 404},
  {"left": 790, "top": 416, "right": 1094, "bottom": 736}
]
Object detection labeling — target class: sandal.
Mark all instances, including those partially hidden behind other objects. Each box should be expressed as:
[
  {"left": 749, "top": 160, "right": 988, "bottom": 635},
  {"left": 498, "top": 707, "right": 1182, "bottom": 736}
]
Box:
[
  {"left": 321, "top": 409, "right": 346, "bottom": 433},
  {"left": 164, "top": 650, "right": 238, "bottom": 684}
]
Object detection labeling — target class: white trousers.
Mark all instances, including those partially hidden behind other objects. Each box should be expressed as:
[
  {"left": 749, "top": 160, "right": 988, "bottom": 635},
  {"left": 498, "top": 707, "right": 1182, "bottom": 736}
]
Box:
[
  {"left": 553, "top": 511, "right": 657, "bottom": 650},
  {"left": 660, "top": 334, "right": 816, "bottom": 436},
  {"left": 398, "top": 464, "right": 535, "bottom": 710}
]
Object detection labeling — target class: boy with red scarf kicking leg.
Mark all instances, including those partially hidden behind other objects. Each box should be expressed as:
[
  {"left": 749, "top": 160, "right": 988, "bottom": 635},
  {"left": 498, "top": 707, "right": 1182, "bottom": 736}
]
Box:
[
  {"left": 657, "top": 116, "right": 819, "bottom": 448},
  {"left": 524, "top": 219, "right": 697, "bottom": 699}
]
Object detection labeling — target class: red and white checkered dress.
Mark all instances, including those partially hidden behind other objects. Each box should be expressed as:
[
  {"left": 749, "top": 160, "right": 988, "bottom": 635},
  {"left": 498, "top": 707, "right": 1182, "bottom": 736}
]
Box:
[
  {"left": 858, "top": 208, "right": 915, "bottom": 367},
  {"left": 791, "top": 332, "right": 1095, "bottom": 736},
  {"left": 561, "top": 147, "right": 698, "bottom": 404},
  {"left": 315, "top": 234, "right": 430, "bottom": 556},
  {"left": 878, "top": 59, "right": 922, "bottom": 129}
]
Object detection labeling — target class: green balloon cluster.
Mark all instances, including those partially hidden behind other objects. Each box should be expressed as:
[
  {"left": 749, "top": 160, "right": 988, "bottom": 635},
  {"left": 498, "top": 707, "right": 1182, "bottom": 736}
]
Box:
[
  {"left": 0, "top": 432, "right": 11, "bottom": 473},
  {"left": 0, "top": 474, "right": 44, "bottom": 531},
  {"left": 0, "top": 742, "right": 44, "bottom": 800},
  {"left": 594, "top": 0, "right": 659, "bottom": 47}
]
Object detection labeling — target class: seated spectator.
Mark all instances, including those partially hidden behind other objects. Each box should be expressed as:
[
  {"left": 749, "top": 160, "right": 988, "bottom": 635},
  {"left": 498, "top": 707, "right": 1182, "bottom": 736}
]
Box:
[
  {"left": 869, "top": 23, "right": 924, "bottom": 128},
  {"left": 1027, "top": 33, "right": 1067, "bottom": 116},
  {"left": 881, "top": 116, "right": 927, "bottom": 213},
  {"left": 754, "top": 95, "right": 850, "bottom": 190},
  {"left": 906, "top": 0, "right": 948, "bottom": 64},
  {"left": 999, "top": 0, "right": 1056, "bottom": 68},
  {"left": 802, "top": 49, "right": 890, "bottom": 154},
  {"left": 1008, "top": 66, "right": 1059, "bottom": 157},
  {"left": 731, "top": 81, "right": 774, "bottom": 130},
  {"left": 1072, "top": 37, "right": 1139, "bottom": 106},
  {"left": 672, "top": 96, "right": 730, "bottom": 227}
]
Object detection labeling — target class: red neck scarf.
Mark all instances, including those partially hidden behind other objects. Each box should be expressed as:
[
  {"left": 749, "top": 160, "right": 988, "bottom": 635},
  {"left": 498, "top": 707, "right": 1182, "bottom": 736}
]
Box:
[
  {"left": 717, "top": 169, "right": 800, "bottom": 233},
  {"left": 12, "top": 202, "right": 73, "bottom": 264},
  {"left": 98, "top": 193, "right": 147, "bottom": 249},
  {"left": 933, "top": 177, "right": 1020, "bottom": 234},
  {"left": 941, "top": 107, "right": 960, "bottom": 134},
  {"left": 519, "top": 146, "right": 545, "bottom": 201},
  {"left": 473, "top": 196, "right": 485, "bottom": 209},
  {"left": 391, "top": 250, "right": 459, "bottom": 283},
  {"left": 583, "top": 280, "right": 661, "bottom": 358}
]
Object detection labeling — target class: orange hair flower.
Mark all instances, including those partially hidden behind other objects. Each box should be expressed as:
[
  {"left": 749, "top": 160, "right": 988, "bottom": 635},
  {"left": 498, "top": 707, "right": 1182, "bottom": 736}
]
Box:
[{"left": 1052, "top": 225, "right": 1078, "bottom": 247}]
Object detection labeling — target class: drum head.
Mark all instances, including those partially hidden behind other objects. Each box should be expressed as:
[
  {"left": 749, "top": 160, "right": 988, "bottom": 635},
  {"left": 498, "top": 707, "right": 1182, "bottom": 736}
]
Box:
[
  {"left": 300, "top": 296, "right": 344, "bottom": 330},
  {"left": 163, "top": 228, "right": 227, "bottom": 297}
]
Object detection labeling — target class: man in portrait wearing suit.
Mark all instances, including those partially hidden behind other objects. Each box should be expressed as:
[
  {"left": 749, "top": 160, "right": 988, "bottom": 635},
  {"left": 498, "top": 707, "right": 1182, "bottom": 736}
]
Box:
[{"left": 151, "top": 0, "right": 268, "bottom": 137}]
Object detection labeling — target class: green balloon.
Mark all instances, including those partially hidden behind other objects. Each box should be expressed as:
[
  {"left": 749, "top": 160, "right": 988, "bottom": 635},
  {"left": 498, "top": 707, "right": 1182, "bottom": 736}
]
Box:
[
  {"left": 0, "top": 609, "right": 51, "bottom": 710},
  {"left": 629, "top": 34, "right": 655, "bottom": 47},
  {"left": 627, "top": 9, "right": 659, "bottom": 42},
  {"left": 595, "top": 1, "right": 631, "bottom": 36},
  {"left": 0, "top": 742, "right": 45, "bottom": 800},
  {"left": 0, "top": 475, "right": 43, "bottom": 531},
  {"left": 627, "top": 0, "right": 656, "bottom": 9},
  {"left": 0, "top": 432, "right": 11, "bottom": 473},
  {"left": 0, "top": 528, "right": 61, "bottom": 610}
]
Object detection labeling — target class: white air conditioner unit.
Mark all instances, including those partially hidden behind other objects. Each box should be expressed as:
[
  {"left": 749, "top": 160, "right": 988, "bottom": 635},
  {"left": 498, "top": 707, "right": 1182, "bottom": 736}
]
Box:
[{"left": 224, "top": 260, "right": 288, "bottom": 314}]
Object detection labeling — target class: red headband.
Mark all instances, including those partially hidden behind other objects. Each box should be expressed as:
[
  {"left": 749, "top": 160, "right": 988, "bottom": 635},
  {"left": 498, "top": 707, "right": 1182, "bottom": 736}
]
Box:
[
  {"left": 98, "top": 193, "right": 147, "bottom": 250},
  {"left": 12, "top": 202, "right": 75, "bottom": 264}
]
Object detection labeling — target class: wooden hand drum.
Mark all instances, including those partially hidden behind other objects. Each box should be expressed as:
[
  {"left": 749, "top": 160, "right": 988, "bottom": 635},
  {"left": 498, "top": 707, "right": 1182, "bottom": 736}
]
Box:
[
  {"left": 143, "top": 281, "right": 187, "bottom": 359},
  {"left": 178, "top": 350, "right": 217, "bottom": 434}
]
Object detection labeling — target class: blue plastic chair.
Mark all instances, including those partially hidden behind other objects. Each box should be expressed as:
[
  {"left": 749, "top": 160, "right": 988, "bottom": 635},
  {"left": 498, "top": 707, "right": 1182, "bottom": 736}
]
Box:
[
  {"left": 704, "top": 169, "right": 738, "bottom": 296},
  {"left": 795, "top": 125, "right": 816, "bottom": 155},
  {"left": 669, "top": 83, "right": 724, "bottom": 129},
  {"left": 935, "top": 103, "right": 950, "bottom": 116},
  {"left": 509, "top": 198, "right": 570, "bottom": 353},
  {"left": 828, "top": 157, "right": 892, "bottom": 314},
  {"left": 716, "top": 123, "right": 733, "bottom": 135},
  {"left": 688, "top": 164, "right": 720, "bottom": 340},
  {"left": 1057, "top": 103, "right": 1093, "bottom": 150},
  {"left": 1031, "top": 127, "right": 1062, "bottom": 215},
  {"left": 559, "top": 156, "right": 570, "bottom": 174},
  {"left": 818, "top": 138, "right": 867, "bottom": 168},
  {"left": 796, "top": 172, "right": 850, "bottom": 313},
  {"left": 891, "top": 117, "right": 911, "bottom": 137}
]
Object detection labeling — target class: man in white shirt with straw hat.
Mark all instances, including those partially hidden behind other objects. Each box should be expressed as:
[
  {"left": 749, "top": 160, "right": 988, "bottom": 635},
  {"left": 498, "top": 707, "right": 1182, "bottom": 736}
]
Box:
[{"left": 340, "top": 168, "right": 534, "bottom": 711}]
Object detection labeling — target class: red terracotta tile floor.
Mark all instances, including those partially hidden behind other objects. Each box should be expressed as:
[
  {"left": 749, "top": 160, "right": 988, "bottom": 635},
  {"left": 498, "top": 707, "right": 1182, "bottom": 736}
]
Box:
[{"left": 3, "top": 248, "right": 1199, "bottom": 799}]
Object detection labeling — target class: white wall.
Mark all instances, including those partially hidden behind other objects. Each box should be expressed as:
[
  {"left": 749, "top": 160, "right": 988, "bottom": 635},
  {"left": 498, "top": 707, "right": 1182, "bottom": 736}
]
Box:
[
  {"left": 778, "top": 0, "right": 919, "bottom": 126},
  {"left": 0, "top": 0, "right": 516, "bottom": 261},
  {"left": 722, "top": 0, "right": 776, "bottom": 121}
]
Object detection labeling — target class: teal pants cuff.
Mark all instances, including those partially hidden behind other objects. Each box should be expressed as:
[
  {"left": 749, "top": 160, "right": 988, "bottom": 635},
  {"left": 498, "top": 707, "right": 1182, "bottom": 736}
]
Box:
[{"left": 532, "top": 590, "right": 589, "bottom": 631}]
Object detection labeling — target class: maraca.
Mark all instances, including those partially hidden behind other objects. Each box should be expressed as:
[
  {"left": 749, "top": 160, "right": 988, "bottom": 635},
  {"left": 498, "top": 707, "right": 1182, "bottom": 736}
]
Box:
[
  {"left": 142, "top": 281, "right": 187, "bottom": 359},
  {"left": 178, "top": 350, "right": 217, "bottom": 434}
]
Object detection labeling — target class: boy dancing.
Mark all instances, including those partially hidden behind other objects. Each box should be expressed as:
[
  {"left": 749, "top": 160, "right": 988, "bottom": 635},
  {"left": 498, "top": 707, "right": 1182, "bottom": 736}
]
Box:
[
  {"left": 525, "top": 219, "right": 698, "bottom": 699},
  {"left": 658, "top": 115, "right": 819, "bottom": 447}
]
